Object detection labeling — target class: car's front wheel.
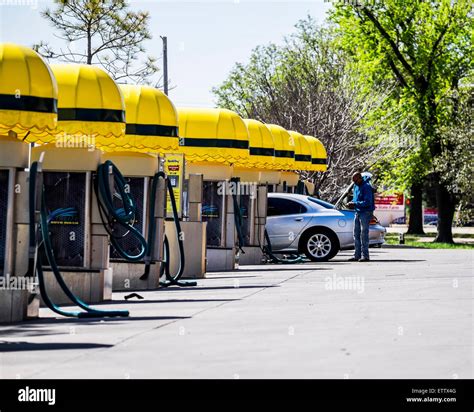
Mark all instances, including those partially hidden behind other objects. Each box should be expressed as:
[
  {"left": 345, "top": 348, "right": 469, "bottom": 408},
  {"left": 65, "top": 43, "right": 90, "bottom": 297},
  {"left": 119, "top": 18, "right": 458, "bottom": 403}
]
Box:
[{"left": 301, "top": 229, "right": 339, "bottom": 262}]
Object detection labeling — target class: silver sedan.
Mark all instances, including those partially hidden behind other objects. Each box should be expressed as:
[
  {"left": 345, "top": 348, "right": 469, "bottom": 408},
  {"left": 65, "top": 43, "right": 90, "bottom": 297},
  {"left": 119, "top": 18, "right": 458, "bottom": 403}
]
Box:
[{"left": 265, "top": 193, "right": 386, "bottom": 262}]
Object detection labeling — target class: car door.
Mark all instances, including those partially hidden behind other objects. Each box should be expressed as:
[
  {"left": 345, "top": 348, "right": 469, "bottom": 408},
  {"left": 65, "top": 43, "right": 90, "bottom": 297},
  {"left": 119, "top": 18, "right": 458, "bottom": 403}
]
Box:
[{"left": 266, "top": 197, "right": 311, "bottom": 250}]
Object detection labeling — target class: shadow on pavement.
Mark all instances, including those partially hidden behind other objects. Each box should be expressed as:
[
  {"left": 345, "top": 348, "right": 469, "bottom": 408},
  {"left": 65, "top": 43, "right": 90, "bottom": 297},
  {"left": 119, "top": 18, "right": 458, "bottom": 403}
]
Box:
[
  {"left": 327, "top": 259, "right": 426, "bottom": 263},
  {"left": 2, "top": 315, "right": 192, "bottom": 330},
  {"left": 205, "top": 275, "right": 261, "bottom": 279},
  {"left": 161, "top": 285, "right": 280, "bottom": 292},
  {"left": 0, "top": 326, "right": 70, "bottom": 338},
  {"left": 363, "top": 259, "right": 426, "bottom": 263},
  {"left": 235, "top": 267, "right": 332, "bottom": 272},
  {"left": 105, "top": 298, "right": 241, "bottom": 305},
  {"left": 0, "top": 341, "right": 113, "bottom": 352}
]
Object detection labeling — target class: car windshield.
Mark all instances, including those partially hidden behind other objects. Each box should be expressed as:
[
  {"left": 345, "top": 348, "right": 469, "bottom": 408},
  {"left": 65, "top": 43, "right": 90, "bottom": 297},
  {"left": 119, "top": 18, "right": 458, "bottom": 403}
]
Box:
[{"left": 307, "top": 197, "right": 335, "bottom": 209}]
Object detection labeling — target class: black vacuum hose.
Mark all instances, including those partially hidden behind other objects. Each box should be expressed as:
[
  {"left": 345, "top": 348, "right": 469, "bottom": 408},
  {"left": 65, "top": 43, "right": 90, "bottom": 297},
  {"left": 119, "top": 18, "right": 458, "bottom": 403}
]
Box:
[{"left": 29, "top": 161, "right": 129, "bottom": 318}]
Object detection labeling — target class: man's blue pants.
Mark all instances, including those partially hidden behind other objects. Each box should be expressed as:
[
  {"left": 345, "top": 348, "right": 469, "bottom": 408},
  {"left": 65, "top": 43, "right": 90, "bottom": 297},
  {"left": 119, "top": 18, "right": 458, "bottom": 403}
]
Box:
[{"left": 353, "top": 211, "right": 372, "bottom": 259}]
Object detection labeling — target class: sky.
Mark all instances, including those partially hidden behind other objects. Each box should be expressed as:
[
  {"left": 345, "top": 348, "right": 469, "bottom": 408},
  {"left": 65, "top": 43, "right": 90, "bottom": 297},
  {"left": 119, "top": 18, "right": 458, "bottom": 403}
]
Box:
[{"left": 0, "top": 0, "right": 331, "bottom": 107}]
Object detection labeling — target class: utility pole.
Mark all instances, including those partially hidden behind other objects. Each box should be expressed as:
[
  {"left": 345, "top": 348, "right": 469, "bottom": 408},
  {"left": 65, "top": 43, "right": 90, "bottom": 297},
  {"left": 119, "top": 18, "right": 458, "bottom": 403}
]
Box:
[{"left": 161, "top": 36, "right": 168, "bottom": 95}]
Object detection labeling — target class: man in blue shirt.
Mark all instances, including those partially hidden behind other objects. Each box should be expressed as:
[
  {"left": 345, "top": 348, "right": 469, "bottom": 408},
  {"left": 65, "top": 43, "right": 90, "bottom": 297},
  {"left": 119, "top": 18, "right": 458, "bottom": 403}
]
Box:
[{"left": 347, "top": 172, "right": 375, "bottom": 262}]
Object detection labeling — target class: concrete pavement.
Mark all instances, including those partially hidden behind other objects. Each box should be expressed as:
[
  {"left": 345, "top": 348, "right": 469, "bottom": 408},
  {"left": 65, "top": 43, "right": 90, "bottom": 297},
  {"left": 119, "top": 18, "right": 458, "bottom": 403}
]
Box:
[{"left": 0, "top": 247, "right": 472, "bottom": 379}]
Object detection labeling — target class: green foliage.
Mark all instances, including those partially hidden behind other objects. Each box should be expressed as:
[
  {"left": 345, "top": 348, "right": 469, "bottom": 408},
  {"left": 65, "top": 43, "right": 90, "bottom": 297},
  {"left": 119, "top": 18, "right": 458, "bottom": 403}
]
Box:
[
  {"left": 213, "top": 18, "right": 387, "bottom": 200},
  {"left": 434, "top": 86, "right": 474, "bottom": 207},
  {"left": 330, "top": 0, "right": 473, "bottom": 187},
  {"left": 330, "top": 0, "right": 473, "bottom": 240},
  {"left": 213, "top": 2, "right": 473, "bottom": 232},
  {"left": 384, "top": 233, "right": 474, "bottom": 249}
]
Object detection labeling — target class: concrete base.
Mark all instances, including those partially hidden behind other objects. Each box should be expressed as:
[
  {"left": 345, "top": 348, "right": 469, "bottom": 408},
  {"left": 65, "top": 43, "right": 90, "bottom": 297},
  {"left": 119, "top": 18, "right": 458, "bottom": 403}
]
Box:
[
  {"left": 206, "top": 248, "right": 235, "bottom": 272},
  {"left": 165, "top": 220, "right": 207, "bottom": 279},
  {"left": 111, "top": 261, "right": 161, "bottom": 291},
  {"left": 237, "top": 246, "right": 265, "bottom": 266},
  {"left": 0, "top": 289, "right": 28, "bottom": 323},
  {"left": 39, "top": 269, "right": 112, "bottom": 307}
]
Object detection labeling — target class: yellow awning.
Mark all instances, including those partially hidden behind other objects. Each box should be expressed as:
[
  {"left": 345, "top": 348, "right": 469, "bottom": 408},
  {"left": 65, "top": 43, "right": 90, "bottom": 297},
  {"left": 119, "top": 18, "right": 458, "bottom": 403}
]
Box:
[
  {"left": 102, "top": 84, "right": 179, "bottom": 153},
  {"left": 25, "top": 63, "right": 126, "bottom": 146},
  {"left": 177, "top": 107, "right": 249, "bottom": 165},
  {"left": 304, "top": 135, "right": 327, "bottom": 172},
  {"left": 266, "top": 124, "right": 295, "bottom": 170},
  {"left": 0, "top": 43, "right": 58, "bottom": 139},
  {"left": 289, "top": 131, "right": 312, "bottom": 171},
  {"left": 242, "top": 119, "right": 275, "bottom": 169}
]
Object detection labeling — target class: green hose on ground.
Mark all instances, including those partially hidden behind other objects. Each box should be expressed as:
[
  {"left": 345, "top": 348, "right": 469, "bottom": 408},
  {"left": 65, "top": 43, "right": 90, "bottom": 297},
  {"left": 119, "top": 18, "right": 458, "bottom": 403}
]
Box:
[
  {"left": 29, "top": 161, "right": 129, "bottom": 318},
  {"left": 263, "top": 229, "right": 305, "bottom": 264}
]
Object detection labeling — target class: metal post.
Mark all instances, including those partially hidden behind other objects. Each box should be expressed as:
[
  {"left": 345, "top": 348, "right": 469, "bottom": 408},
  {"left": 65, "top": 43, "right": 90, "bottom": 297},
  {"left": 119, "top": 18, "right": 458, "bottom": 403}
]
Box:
[
  {"left": 399, "top": 232, "right": 405, "bottom": 245},
  {"left": 161, "top": 36, "right": 168, "bottom": 95}
]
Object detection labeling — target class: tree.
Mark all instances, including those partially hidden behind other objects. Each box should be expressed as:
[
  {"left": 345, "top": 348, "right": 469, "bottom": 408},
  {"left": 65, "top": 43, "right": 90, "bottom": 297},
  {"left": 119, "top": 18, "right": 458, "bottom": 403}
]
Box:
[
  {"left": 213, "top": 20, "right": 389, "bottom": 202},
  {"left": 358, "top": 80, "right": 430, "bottom": 235},
  {"left": 434, "top": 85, "right": 474, "bottom": 224},
  {"left": 330, "top": 0, "right": 473, "bottom": 242},
  {"left": 34, "top": 0, "right": 159, "bottom": 85}
]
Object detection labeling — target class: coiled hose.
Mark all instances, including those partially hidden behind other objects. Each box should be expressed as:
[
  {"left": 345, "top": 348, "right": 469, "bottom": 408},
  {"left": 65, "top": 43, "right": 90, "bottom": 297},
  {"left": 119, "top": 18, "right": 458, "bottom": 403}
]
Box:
[
  {"left": 95, "top": 160, "right": 148, "bottom": 262},
  {"left": 96, "top": 164, "right": 194, "bottom": 287},
  {"left": 28, "top": 161, "right": 129, "bottom": 318}
]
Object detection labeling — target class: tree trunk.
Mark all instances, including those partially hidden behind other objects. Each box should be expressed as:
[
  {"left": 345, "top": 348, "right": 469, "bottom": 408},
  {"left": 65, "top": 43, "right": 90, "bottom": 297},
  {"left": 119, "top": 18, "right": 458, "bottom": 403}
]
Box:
[
  {"left": 434, "top": 175, "right": 455, "bottom": 243},
  {"left": 407, "top": 182, "right": 425, "bottom": 235}
]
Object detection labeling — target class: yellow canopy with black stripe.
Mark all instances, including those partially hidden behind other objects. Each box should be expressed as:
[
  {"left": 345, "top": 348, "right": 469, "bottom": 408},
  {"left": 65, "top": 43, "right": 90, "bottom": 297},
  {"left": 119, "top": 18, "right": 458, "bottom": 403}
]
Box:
[
  {"left": 102, "top": 84, "right": 179, "bottom": 153},
  {"left": 266, "top": 124, "right": 295, "bottom": 170},
  {"left": 304, "top": 135, "right": 327, "bottom": 172},
  {"left": 177, "top": 107, "right": 249, "bottom": 165},
  {"left": 242, "top": 119, "right": 275, "bottom": 169},
  {"left": 0, "top": 43, "right": 58, "bottom": 139},
  {"left": 289, "top": 131, "right": 313, "bottom": 171},
  {"left": 25, "top": 63, "right": 125, "bottom": 146}
]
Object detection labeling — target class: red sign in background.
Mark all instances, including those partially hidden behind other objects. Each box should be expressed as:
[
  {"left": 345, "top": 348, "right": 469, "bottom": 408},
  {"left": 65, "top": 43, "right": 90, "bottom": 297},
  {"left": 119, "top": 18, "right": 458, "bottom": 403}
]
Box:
[{"left": 375, "top": 194, "right": 404, "bottom": 206}]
